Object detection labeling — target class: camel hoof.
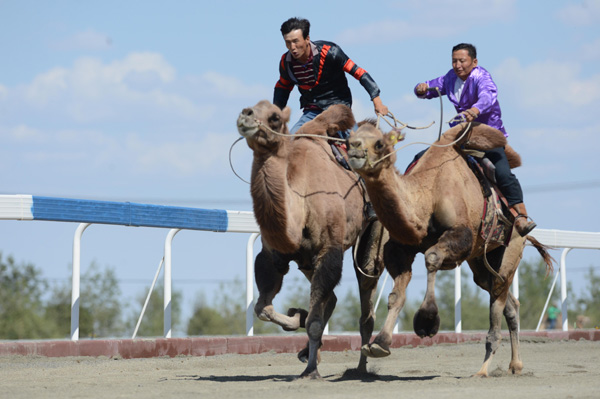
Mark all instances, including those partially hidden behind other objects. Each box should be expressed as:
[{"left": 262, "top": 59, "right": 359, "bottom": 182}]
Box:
[
  {"left": 299, "top": 369, "right": 321, "bottom": 380},
  {"left": 287, "top": 308, "right": 308, "bottom": 328},
  {"left": 361, "top": 343, "right": 390, "bottom": 358},
  {"left": 471, "top": 372, "right": 488, "bottom": 378},
  {"left": 297, "top": 347, "right": 321, "bottom": 364},
  {"left": 413, "top": 309, "right": 440, "bottom": 338},
  {"left": 298, "top": 347, "right": 308, "bottom": 363},
  {"left": 368, "top": 343, "right": 391, "bottom": 358},
  {"left": 257, "top": 312, "right": 270, "bottom": 322},
  {"left": 509, "top": 362, "right": 523, "bottom": 375}
]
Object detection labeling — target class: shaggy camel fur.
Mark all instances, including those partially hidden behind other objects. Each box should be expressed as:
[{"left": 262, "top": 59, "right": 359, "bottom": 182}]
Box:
[
  {"left": 346, "top": 121, "right": 554, "bottom": 377},
  {"left": 236, "top": 101, "right": 390, "bottom": 378}
]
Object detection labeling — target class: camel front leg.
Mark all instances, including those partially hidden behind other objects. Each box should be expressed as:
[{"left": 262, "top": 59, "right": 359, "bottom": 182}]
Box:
[
  {"left": 253, "top": 249, "right": 305, "bottom": 331},
  {"left": 353, "top": 221, "right": 387, "bottom": 372},
  {"left": 300, "top": 248, "right": 343, "bottom": 379},
  {"left": 362, "top": 240, "right": 414, "bottom": 359},
  {"left": 415, "top": 226, "right": 473, "bottom": 337},
  {"left": 413, "top": 266, "right": 440, "bottom": 338}
]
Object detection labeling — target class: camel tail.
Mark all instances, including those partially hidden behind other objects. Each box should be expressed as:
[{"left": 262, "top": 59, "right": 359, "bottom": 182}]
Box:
[{"left": 526, "top": 235, "right": 556, "bottom": 277}]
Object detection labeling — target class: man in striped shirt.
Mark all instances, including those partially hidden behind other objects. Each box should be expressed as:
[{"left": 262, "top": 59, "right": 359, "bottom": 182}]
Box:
[{"left": 274, "top": 17, "right": 388, "bottom": 135}]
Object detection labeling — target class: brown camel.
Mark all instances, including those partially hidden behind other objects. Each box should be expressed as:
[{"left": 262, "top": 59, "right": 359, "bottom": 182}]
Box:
[
  {"left": 236, "top": 100, "right": 390, "bottom": 378},
  {"left": 346, "top": 121, "right": 554, "bottom": 377}
]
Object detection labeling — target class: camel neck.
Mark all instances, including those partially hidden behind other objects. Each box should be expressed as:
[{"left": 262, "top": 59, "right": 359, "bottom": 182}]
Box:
[{"left": 366, "top": 167, "right": 428, "bottom": 245}]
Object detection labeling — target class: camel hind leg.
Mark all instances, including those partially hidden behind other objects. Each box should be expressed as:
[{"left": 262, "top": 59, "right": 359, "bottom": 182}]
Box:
[
  {"left": 471, "top": 236, "right": 524, "bottom": 377},
  {"left": 502, "top": 235, "right": 526, "bottom": 375},
  {"left": 505, "top": 291, "right": 523, "bottom": 374},
  {"left": 253, "top": 248, "right": 306, "bottom": 331}
]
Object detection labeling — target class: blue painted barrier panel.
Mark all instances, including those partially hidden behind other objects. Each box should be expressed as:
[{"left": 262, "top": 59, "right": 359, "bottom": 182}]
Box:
[{"left": 31, "top": 196, "right": 229, "bottom": 232}]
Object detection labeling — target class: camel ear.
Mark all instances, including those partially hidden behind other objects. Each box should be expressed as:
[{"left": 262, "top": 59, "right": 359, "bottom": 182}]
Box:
[{"left": 282, "top": 106, "right": 291, "bottom": 123}]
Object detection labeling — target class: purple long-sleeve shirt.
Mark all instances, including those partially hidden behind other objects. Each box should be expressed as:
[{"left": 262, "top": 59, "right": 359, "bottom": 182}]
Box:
[{"left": 414, "top": 66, "right": 507, "bottom": 137}]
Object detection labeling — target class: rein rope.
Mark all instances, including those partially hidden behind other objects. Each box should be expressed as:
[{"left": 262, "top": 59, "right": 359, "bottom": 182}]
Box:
[
  {"left": 365, "top": 122, "right": 473, "bottom": 168},
  {"left": 252, "top": 113, "right": 434, "bottom": 143},
  {"left": 229, "top": 137, "right": 251, "bottom": 184}
]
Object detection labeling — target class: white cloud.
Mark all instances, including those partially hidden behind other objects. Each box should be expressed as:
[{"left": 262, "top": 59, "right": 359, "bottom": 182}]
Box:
[
  {"left": 51, "top": 29, "right": 112, "bottom": 51},
  {"left": 337, "top": 20, "right": 451, "bottom": 44},
  {"left": 581, "top": 38, "right": 600, "bottom": 61},
  {"left": 5, "top": 124, "right": 45, "bottom": 142},
  {"left": 493, "top": 57, "right": 600, "bottom": 108},
  {"left": 23, "top": 67, "right": 69, "bottom": 106},
  {"left": 11, "top": 52, "right": 212, "bottom": 123},
  {"left": 126, "top": 132, "right": 234, "bottom": 175},
  {"left": 557, "top": 0, "right": 600, "bottom": 26},
  {"left": 338, "top": 0, "right": 516, "bottom": 44},
  {"left": 0, "top": 52, "right": 272, "bottom": 178},
  {"left": 200, "top": 71, "right": 270, "bottom": 99}
]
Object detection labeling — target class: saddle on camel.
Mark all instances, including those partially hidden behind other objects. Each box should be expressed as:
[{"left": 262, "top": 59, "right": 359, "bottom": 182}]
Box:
[
  {"left": 346, "top": 120, "right": 554, "bottom": 377},
  {"left": 237, "top": 100, "right": 392, "bottom": 379},
  {"left": 406, "top": 122, "right": 526, "bottom": 250}
]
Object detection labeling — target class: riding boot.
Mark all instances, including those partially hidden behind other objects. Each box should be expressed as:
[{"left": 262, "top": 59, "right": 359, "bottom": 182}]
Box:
[
  {"left": 364, "top": 201, "right": 378, "bottom": 223},
  {"left": 510, "top": 202, "right": 537, "bottom": 237}
]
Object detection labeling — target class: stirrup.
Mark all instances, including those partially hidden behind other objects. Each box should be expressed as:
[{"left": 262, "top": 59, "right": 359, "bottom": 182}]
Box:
[{"left": 364, "top": 202, "right": 378, "bottom": 223}]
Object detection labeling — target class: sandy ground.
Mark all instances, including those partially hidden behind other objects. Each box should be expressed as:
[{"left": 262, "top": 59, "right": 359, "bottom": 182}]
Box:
[{"left": 1, "top": 337, "right": 598, "bottom": 399}]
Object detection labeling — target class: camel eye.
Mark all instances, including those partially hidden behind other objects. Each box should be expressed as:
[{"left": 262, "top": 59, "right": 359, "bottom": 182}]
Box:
[
  {"left": 375, "top": 140, "right": 384, "bottom": 151},
  {"left": 268, "top": 113, "right": 281, "bottom": 124}
]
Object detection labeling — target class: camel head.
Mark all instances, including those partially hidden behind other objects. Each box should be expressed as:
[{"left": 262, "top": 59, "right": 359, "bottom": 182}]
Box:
[
  {"left": 347, "top": 121, "right": 399, "bottom": 177},
  {"left": 237, "top": 100, "right": 291, "bottom": 152}
]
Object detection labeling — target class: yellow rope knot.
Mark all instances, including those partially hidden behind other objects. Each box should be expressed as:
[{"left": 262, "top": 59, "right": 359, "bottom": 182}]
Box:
[{"left": 389, "top": 128, "right": 406, "bottom": 146}]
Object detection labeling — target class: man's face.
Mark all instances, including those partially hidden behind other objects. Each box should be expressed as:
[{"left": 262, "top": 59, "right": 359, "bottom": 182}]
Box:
[
  {"left": 452, "top": 49, "right": 478, "bottom": 80},
  {"left": 283, "top": 29, "right": 310, "bottom": 63}
]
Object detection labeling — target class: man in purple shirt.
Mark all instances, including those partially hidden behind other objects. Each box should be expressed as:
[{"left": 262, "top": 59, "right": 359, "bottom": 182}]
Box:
[{"left": 414, "top": 43, "right": 536, "bottom": 237}]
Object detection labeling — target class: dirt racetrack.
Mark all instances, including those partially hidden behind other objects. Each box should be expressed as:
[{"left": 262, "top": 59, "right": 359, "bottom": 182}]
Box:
[{"left": 1, "top": 335, "right": 599, "bottom": 399}]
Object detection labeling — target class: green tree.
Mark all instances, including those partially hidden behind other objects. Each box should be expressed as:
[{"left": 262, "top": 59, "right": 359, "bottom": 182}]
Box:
[
  {"left": 434, "top": 268, "right": 489, "bottom": 331},
  {"left": 45, "top": 261, "right": 125, "bottom": 338},
  {"left": 0, "top": 253, "right": 57, "bottom": 339},
  {"left": 517, "top": 258, "right": 559, "bottom": 330},
  {"left": 187, "top": 277, "right": 279, "bottom": 336},
  {"left": 329, "top": 284, "right": 394, "bottom": 333},
  {"left": 571, "top": 267, "right": 600, "bottom": 329},
  {"left": 127, "top": 281, "right": 182, "bottom": 337}
]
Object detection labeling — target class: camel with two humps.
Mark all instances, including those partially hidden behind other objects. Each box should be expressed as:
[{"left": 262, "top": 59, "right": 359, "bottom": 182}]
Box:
[
  {"left": 236, "top": 101, "right": 391, "bottom": 378},
  {"left": 346, "top": 121, "right": 554, "bottom": 377}
]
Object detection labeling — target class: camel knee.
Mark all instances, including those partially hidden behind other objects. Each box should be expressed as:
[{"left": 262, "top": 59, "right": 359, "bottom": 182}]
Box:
[
  {"left": 255, "top": 303, "right": 273, "bottom": 321},
  {"left": 486, "top": 331, "right": 502, "bottom": 352},
  {"left": 307, "top": 319, "right": 324, "bottom": 341},
  {"left": 425, "top": 250, "right": 442, "bottom": 272},
  {"left": 387, "top": 291, "right": 405, "bottom": 309}
]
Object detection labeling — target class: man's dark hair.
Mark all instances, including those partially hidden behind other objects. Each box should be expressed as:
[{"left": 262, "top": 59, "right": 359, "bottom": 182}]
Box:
[
  {"left": 452, "top": 43, "right": 477, "bottom": 59},
  {"left": 280, "top": 17, "right": 310, "bottom": 39}
]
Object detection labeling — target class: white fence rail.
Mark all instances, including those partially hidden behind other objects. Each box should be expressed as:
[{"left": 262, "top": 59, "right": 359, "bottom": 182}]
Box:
[
  {"left": 0, "top": 195, "right": 258, "bottom": 340},
  {"left": 1, "top": 194, "right": 598, "bottom": 339}
]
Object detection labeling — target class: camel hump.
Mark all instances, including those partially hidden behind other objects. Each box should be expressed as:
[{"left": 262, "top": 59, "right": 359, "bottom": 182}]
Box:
[
  {"left": 504, "top": 144, "right": 522, "bottom": 168},
  {"left": 298, "top": 104, "right": 356, "bottom": 137},
  {"left": 440, "top": 122, "right": 522, "bottom": 169},
  {"left": 440, "top": 122, "right": 507, "bottom": 150}
]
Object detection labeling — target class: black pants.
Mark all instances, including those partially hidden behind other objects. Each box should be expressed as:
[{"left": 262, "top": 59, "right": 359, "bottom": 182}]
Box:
[{"left": 408, "top": 147, "right": 524, "bottom": 206}]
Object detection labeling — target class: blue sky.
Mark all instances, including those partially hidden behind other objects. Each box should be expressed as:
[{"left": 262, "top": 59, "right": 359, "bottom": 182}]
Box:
[{"left": 1, "top": 0, "right": 599, "bottom": 334}]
